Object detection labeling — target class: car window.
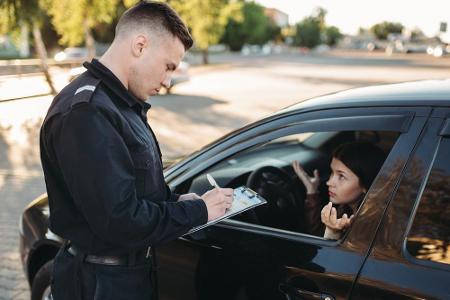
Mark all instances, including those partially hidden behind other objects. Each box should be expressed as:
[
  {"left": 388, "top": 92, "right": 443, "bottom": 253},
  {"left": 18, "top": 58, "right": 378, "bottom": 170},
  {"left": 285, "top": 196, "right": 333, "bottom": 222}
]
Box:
[
  {"left": 406, "top": 137, "right": 450, "bottom": 266},
  {"left": 189, "top": 130, "right": 398, "bottom": 238}
]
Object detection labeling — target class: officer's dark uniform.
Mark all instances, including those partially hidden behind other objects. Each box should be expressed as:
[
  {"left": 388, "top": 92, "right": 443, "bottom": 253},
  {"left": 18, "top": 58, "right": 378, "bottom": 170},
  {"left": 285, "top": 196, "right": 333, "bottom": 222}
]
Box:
[{"left": 40, "top": 59, "right": 208, "bottom": 299}]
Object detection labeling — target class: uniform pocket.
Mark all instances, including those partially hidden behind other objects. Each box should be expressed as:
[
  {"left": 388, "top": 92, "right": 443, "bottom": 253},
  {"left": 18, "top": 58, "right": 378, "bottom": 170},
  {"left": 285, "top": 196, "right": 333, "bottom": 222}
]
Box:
[
  {"left": 94, "top": 263, "right": 153, "bottom": 300},
  {"left": 130, "top": 148, "right": 153, "bottom": 196}
]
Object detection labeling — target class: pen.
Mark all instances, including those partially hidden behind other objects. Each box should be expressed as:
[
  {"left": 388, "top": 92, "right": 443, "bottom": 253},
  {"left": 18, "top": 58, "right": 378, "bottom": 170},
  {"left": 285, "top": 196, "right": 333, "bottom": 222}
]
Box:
[
  {"left": 207, "top": 174, "right": 234, "bottom": 210},
  {"left": 206, "top": 173, "right": 220, "bottom": 190}
]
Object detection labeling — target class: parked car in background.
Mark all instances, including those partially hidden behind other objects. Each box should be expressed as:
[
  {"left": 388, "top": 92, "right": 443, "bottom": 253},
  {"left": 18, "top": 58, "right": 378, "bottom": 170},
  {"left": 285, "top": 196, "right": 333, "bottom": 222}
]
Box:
[
  {"left": 20, "top": 79, "right": 450, "bottom": 300},
  {"left": 385, "top": 40, "right": 429, "bottom": 55},
  {"left": 166, "top": 60, "right": 189, "bottom": 93},
  {"left": 427, "top": 44, "right": 450, "bottom": 57},
  {"left": 54, "top": 45, "right": 109, "bottom": 62},
  {"left": 54, "top": 47, "right": 88, "bottom": 62}
]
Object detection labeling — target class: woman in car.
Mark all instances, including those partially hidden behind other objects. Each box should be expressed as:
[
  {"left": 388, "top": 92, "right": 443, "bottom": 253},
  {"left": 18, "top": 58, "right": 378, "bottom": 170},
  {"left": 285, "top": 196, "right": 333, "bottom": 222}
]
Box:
[{"left": 292, "top": 141, "right": 386, "bottom": 239}]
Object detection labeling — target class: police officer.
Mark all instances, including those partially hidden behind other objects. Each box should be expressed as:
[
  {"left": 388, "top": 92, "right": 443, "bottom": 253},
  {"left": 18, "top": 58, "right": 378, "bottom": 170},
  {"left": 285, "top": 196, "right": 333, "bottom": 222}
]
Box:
[{"left": 40, "top": 2, "right": 233, "bottom": 299}]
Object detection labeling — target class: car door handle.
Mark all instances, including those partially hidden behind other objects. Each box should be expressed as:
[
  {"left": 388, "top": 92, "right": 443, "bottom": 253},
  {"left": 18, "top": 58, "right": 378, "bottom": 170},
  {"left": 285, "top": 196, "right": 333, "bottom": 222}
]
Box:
[{"left": 279, "top": 284, "right": 335, "bottom": 300}]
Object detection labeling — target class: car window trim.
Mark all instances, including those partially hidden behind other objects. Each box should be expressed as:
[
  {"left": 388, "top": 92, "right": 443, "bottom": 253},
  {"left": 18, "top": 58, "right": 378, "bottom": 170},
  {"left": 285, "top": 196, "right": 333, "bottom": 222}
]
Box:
[
  {"left": 172, "top": 113, "right": 414, "bottom": 186},
  {"left": 171, "top": 110, "right": 429, "bottom": 245},
  {"left": 212, "top": 219, "right": 340, "bottom": 246},
  {"left": 439, "top": 118, "right": 450, "bottom": 136},
  {"left": 288, "top": 114, "right": 412, "bottom": 133},
  {"left": 165, "top": 107, "right": 423, "bottom": 180}
]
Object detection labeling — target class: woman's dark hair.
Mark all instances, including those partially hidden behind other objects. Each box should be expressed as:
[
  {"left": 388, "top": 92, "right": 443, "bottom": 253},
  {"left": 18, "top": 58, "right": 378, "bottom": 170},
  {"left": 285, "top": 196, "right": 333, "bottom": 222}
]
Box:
[{"left": 332, "top": 141, "right": 386, "bottom": 190}]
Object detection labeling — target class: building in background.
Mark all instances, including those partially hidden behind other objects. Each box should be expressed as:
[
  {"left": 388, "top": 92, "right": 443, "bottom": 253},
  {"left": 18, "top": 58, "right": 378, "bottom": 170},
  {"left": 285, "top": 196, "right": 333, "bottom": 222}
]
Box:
[{"left": 264, "top": 7, "right": 289, "bottom": 27}]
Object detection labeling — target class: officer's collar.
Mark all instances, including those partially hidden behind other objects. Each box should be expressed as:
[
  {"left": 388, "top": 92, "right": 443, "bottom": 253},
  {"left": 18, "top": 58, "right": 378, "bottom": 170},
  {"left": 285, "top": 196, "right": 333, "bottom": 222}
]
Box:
[{"left": 83, "top": 59, "right": 152, "bottom": 112}]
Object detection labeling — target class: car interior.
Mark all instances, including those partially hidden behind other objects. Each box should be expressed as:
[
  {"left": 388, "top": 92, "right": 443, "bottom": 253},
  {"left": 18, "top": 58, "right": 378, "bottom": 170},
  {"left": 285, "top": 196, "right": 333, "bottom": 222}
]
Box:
[{"left": 181, "top": 130, "right": 399, "bottom": 238}]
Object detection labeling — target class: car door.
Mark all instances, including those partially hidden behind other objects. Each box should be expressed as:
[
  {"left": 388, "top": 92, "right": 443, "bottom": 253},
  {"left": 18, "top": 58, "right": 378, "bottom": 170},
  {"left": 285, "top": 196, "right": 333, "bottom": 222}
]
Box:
[
  {"left": 351, "top": 109, "right": 450, "bottom": 299},
  {"left": 157, "top": 106, "right": 430, "bottom": 300}
]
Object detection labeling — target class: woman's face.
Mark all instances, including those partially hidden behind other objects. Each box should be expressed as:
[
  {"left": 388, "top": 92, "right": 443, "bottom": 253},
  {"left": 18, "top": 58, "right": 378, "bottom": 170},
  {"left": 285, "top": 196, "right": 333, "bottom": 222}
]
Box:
[{"left": 326, "top": 158, "right": 366, "bottom": 205}]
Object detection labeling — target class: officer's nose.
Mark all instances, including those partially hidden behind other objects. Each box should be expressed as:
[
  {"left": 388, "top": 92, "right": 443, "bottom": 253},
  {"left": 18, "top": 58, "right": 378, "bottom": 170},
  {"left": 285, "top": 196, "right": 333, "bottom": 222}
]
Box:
[{"left": 162, "top": 76, "right": 171, "bottom": 89}]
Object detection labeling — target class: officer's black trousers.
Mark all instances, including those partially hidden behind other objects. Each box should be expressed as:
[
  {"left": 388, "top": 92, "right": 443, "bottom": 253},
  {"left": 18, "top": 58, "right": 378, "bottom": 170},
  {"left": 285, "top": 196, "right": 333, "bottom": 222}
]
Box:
[{"left": 51, "top": 247, "right": 154, "bottom": 300}]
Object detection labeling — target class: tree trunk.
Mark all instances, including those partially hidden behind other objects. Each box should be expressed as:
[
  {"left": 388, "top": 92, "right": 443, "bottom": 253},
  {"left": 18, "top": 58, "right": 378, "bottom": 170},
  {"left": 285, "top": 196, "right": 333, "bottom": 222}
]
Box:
[
  {"left": 32, "top": 22, "right": 57, "bottom": 96},
  {"left": 201, "top": 48, "right": 209, "bottom": 65},
  {"left": 84, "top": 19, "right": 96, "bottom": 60},
  {"left": 19, "top": 23, "right": 30, "bottom": 58}
]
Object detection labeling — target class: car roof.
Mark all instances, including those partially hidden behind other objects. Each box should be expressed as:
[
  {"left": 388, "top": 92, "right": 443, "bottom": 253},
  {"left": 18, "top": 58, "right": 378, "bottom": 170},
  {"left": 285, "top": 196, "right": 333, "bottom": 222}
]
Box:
[
  {"left": 166, "top": 79, "right": 450, "bottom": 176},
  {"left": 277, "top": 79, "right": 450, "bottom": 116}
]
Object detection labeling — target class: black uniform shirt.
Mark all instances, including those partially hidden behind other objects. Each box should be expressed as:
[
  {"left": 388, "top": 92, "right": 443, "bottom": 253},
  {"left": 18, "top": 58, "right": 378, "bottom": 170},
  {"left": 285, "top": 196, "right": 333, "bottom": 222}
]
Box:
[{"left": 40, "top": 59, "right": 207, "bottom": 255}]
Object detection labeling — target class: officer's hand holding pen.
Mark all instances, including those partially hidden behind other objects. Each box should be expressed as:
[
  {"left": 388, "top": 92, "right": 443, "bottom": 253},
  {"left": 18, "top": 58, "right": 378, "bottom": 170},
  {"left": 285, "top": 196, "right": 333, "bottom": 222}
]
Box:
[
  {"left": 178, "top": 193, "right": 202, "bottom": 201},
  {"left": 201, "top": 174, "right": 234, "bottom": 221},
  {"left": 207, "top": 174, "right": 234, "bottom": 212}
]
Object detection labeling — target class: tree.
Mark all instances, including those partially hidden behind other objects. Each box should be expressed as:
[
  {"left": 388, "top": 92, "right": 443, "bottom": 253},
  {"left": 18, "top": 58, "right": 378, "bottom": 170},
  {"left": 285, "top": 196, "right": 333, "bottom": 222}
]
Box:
[
  {"left": 43, "top": 0, "right": 119, "bottom": 59},
  {"left": 166, "top": 0, "right": 242, "bottom": 64},
  {"left": 409, "top": 28, "right": 426, "bottom": 42},
  {"left": 370, "top": 21, "right": 404, "bottom": 40},
  {"left": 293, "top": 16, "right": 321, "bottom": 49},
  {"left": 313, "top": 6, "right": 327, "bottom": 30},
  {"left": 323, "top": 26, "right": 342, "bottom": 46},
  {"left": 293, "top": 7, "right": 342, "bottom": 49},
  {"left": 0, "top": 0, "right": 57, "bottom": 95},
  {"left": 221, "top": 1, "right": 274, "bottom": 51},
  {"left": 293, "top": 7, "right": 334, "bottom": 49}
]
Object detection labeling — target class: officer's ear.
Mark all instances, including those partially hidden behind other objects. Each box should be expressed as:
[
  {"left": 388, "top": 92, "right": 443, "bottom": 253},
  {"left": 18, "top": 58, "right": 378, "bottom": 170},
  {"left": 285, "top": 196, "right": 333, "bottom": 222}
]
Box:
[{"left": 131, "top": 34, "right": 148, "bottom": 57}]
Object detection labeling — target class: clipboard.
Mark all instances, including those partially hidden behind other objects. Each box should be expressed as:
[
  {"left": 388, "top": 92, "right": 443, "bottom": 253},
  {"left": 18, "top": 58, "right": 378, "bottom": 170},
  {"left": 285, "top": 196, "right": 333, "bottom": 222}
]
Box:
[{"left": 185, "top": 186, "right": 267, "bottom": 235}]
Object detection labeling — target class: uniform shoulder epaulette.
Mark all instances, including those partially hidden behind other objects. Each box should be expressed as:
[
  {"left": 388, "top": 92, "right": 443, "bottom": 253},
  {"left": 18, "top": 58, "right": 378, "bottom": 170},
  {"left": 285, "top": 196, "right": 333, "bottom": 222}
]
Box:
[{"left": 71, "top": 76, "right": 101, "bottom": 108}]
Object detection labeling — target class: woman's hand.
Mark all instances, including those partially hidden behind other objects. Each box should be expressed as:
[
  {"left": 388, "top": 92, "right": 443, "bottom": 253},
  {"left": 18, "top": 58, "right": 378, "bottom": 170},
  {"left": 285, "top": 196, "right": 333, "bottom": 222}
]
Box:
[
  {"left": 292, "top": 160, "right": 320, "bottom": 194},
  {"left": 321, "top": 202, "right": 354, "bottom": 239}
]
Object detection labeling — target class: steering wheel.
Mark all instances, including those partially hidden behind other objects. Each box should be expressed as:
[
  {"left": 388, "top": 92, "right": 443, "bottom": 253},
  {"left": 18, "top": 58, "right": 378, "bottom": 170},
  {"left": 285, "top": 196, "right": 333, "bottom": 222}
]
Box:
[{"left": 246, "top": 166, "right": 305, "bottom": 232}]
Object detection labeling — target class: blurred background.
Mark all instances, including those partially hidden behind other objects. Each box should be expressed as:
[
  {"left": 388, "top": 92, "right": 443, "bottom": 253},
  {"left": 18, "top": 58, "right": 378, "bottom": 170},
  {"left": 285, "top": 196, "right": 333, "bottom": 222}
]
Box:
[{"left": 0, "top": 0, "right": 449, "bottom": 298}]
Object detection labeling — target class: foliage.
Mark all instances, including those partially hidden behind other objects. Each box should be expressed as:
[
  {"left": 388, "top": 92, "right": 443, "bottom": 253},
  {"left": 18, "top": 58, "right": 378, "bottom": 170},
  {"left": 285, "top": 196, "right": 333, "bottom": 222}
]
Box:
[
  {"left": 42, "top": 0, "right": 119, "bottom": 46},
  {"left": 293, "top": 7, "right": 343, "bottom": 49},
  {"left": 165, "top": 0, "right": 242, "bottom": 51},
  {"left": 323, "top": 26, "right": 342, "bottom": 46},
  {"left": 0, "top": 0, "right": 44, "bottom": 32},
  {"left": 0, "top": 0, "right": 57, "bottom": 93},
  {"left": 313, "top": 6, "right": 327, "bottom": 30},
  {"left": 293, "top": 16, "right": 322, "bottom": 48},
  {"left": 370, "top": 21, "right": 404, "bottom": 40},
  {"left": 123, "top": 0, "right": 139, "bottom": 7},
  {"left": 221, "top": 1, "right": 278, "bottom": 51}
]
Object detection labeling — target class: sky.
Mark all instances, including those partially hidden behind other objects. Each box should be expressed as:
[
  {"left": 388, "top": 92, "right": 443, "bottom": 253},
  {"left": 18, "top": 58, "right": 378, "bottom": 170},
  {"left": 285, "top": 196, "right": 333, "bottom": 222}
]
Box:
[{"left": 255, "top": 0, "right": 450, "bottom": 37}]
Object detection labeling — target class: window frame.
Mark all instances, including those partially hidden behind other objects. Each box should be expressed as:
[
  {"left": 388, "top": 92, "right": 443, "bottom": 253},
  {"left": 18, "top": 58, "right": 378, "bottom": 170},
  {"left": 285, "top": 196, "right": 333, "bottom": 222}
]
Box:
[
  {"left": 403, "top": 126, "right": 450, "bottom": 271},
  {"left": 165, "top": 107, "right": 424, "bottom": 182},
  {"left": 169, "top": 107, "right": 427, "bottom": 243},
  {"left": 170, "top": 108, "right": 415, "bottom": 186}
]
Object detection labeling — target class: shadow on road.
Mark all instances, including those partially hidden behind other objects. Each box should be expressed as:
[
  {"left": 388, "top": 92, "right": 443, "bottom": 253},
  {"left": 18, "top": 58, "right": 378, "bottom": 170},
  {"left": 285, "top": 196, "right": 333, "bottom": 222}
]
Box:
[
  {"left": 0, "top": 118, "right": 43, "bottom": 174},
  {"left": 0, "top": 119, "right": 45, "bottom": 300},
  {"left": 150, "top": 94, "right": 249, "bottom": 128},
  {"left": 148, "top": 94, "right": 250, "bottom": 158}
]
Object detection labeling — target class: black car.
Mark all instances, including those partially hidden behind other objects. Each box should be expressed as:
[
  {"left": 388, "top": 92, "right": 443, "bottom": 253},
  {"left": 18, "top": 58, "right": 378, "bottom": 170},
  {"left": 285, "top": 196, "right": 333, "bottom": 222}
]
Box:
[{"left": 20, "top": 79, "right": 450, "bottom": 300}]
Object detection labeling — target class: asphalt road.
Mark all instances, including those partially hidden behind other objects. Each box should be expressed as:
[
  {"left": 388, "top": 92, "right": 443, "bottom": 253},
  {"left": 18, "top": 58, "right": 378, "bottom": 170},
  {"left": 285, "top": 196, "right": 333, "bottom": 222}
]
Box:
[{"left": 0, "top": 51, "right": 449, "bottom": 299}]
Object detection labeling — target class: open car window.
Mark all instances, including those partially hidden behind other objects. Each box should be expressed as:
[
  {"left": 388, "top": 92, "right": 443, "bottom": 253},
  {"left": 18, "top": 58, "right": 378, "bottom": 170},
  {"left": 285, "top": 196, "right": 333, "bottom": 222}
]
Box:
[{"left": 187, "top": 130, "right": 399, "bottom": 239}]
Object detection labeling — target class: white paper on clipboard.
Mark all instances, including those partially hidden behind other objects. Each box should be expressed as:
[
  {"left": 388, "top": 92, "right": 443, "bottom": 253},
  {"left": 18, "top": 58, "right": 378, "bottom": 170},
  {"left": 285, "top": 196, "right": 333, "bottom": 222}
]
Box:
[{"left": 185, "top": 186, "right": 267, "bottom": 235}]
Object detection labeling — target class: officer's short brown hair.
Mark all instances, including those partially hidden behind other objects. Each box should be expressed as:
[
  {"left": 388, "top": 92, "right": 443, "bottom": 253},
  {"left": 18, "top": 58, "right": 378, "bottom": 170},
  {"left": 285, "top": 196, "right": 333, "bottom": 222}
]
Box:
[{"left": 116, "top": 1, "right": 193, "bottom": 50}]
